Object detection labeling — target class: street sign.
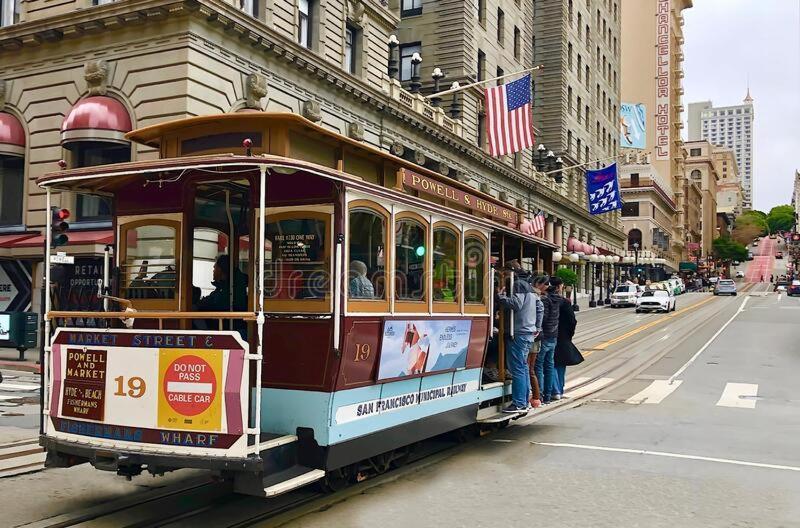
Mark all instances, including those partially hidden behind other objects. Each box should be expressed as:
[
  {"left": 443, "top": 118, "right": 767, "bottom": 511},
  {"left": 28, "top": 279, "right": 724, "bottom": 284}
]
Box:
[{"left": 50, "top": 254, "right": 75, "bottom": 264}]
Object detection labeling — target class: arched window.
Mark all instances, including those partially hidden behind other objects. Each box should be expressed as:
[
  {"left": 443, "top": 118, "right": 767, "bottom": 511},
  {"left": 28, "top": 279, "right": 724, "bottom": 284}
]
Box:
[
  {"left": 0, "top": 112, "right": 25, "bottom": 227},
  {"left": 691, "top": 169, "right": 702, "bottom": 180},
  {"left": 348, "top": 205, "right": 388, "bottom": 302},
  {"left": 627, "top": 229, "right": 642, "bottom": 250},
  {"left": 432, "top": 225, "right": 459, "bottom": 304},
  {"left": 395, "top": 215, "right": 427, "bottom": 303},
  {"left": 464, "top": 235, "right": 487, "bottom": 305}
]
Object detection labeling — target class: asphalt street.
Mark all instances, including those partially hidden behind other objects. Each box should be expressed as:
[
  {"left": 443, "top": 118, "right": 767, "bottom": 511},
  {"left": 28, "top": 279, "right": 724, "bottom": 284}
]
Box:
[{"left": 281, "top": 287, "right": 799, "bottom": 528}]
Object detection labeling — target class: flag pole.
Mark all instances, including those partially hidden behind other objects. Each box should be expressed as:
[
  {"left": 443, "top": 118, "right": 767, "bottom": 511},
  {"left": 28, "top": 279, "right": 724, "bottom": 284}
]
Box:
[
  {"left": 541, "top": 152, "right": 652, "bottom": 176},
  {"left": 424, "top": 65, "right": 545, "bottom": 99}
]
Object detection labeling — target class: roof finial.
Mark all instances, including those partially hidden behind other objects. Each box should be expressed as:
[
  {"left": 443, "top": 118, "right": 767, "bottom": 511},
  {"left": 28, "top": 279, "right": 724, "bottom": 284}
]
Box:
[{"left": 744, "top": 75, "right": 753, "bottom": 104}]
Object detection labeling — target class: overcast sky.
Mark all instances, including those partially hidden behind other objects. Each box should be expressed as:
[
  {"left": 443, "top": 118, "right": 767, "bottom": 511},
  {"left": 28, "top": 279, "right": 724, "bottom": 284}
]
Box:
[{"left": 682, "top": 0, "right": 800, "bottom": 212}]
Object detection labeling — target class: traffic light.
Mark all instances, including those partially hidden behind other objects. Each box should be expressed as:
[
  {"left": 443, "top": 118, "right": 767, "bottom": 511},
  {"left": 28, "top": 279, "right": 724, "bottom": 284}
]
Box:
[{"left": 50, "top": 207, "right": 70, "bottom": 248}]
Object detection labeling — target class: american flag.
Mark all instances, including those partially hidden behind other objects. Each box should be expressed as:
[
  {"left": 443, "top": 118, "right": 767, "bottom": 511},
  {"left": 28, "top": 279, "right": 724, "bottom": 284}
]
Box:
[
  {"left": 485, "top": 74, "right": 535, "bottom": 157},
  {"left": 531, "top": 211, "right": 546, "bottom": 235}
]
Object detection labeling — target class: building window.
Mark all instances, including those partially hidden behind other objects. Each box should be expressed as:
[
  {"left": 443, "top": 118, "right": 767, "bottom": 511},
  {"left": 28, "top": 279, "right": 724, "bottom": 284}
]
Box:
[
  {"left": 568, "top": 0, "right": 573, "bottom": 24},
  {"left": 400, "top": 42, "right": 421, "bottom": 81},
  {"left": 627, "top": 228, "right": 642, "bottom": 250},
  {"left": 496, "top": 67, "right": 504, "bottom": 86},
  {"left": 630, "top": 173, "right": 639, "bottom": 186},
  {"left": 344, "top": 24, "right": 361, "bottom": 74},
  {"left": 71, "top": 141, "right": 131, "bottom": 223},
  {"left": 477, "top": 0, "right": 486, "bottom": 24},
  {"left": 567, "top": 130, "right": 573, "bottom": 154},
  {"left": 477, "top": 49, "right": 486, "bottom": 81},
  {"left": 0, "top": 155, "right": 24, "bottom": 226},
  {"left": 568, "top": 43, "right": 573, "bottom": 70},
  {"left": 577, "top": 54, "right": 582, "bottom": 81},
  {"left": 585, "top": 65, "right": 590, "bottom": 87},
  {"left": 497, "top": 8, "right": 505, "bottom": 45},
  {"left": 576, "top": 96, "right": 582, "bottom": 122},
  {"left": 238, "top": 0, "right": 257, "bottom": 17},
  {"left": 567, "top": 86, "right": 573, "bottom": 113},
  {"left": 298, "top": 0, "right": 313, "bottom": 48},
  {"left": 576, "top": 138, "right": 582, "bottom": 160},
  {"left": 401, "top": 0, "right": 422, "bottom": 17},
  {"left": 0, "top": 0, "right": 20, "bottom": 26},
  {"left": 514, "top": 26, "right": 521, "bottom": 59},
  {"left": 577, "top": 13, "right": 582, "bottom": 39},
  {"left": 690, "top": 148, "right": 701, "bottom": 157},
  {"left": 621, "top": 202, "right": 639, "bottom": 217}
]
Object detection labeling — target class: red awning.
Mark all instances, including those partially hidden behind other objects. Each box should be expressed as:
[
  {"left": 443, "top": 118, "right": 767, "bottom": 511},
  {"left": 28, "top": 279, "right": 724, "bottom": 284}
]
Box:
[
  {"left": 13, "top": 230, "right": 114, "bottom": 248},
  {"left": 0, "top": 233, "right": 37, "bottom": 248},
  {"left": 0, "top": 112, "right": 25, "bottom": 157},
  {"left": 61, "top": 96, "right": 132, "bottom": 145}
]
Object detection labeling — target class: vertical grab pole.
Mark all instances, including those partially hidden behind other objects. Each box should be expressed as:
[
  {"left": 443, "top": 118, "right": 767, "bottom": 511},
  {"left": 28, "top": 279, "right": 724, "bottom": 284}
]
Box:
[
  {"left": 42, "top": 188, "right": 52, "bottom": 434},
  {"left": 250, "top": 165, "right": 267, "bottom": 454},
  {"left": 333, "top": 236, "right": 343, "bottom": 355},
  {"left": 102, "top": 245, "right": 111, "bottom": 312}
]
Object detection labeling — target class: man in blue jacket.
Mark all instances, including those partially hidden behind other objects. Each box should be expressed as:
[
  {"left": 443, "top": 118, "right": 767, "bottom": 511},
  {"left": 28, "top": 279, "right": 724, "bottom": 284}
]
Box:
[{"left": 496, "top": 260, "right": 538, "bottom": 413}]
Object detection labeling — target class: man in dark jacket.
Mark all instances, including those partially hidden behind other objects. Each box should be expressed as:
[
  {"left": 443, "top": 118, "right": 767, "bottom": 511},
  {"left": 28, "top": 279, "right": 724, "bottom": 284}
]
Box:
[
  {"left": 496, "top": 260, "right": 537, "bottom": 413},
  {"left": 533, "top": 275, "right": 560, "bottom": 403}
]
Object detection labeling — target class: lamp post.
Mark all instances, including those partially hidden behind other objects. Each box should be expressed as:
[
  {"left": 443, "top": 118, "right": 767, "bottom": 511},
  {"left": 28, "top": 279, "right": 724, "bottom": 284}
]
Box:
[
  {"left": 596, "top": 256, "right": 605, "bottom": 306},
  {"left": 449, "top": 81, "right": 462, "bottom": 119},
  {"left": 569, "top": 253, "right": 580, "bottom": 311},
  {"left": 533, "top": 144, "right": 565, "bottom": 183},
  {"left": 409, "top": 52, "right": 422, "bottom": 93},
  {"left": 430, "top": 67, "right": 445, "bottom": 107},
  {"left": 605, "top": 256, "right": 612, "bottom": 304},
  {"left": 632, "top": 242, "right": 640, "bottom": 283},
  {"left": 387, "top": 35, "right": 399, "bottom": 80},
  {"left": 589, "top": 254, "right": 598, "bottom": 307}
]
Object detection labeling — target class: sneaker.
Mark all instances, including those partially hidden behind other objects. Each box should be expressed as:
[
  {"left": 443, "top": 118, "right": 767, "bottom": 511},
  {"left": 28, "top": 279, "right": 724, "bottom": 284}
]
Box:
[
  {"left": 502, "top": 404, "right": 525, "bottom": 413},
  {"left": 552, "top": 394, "right": 563, "bottom": 401}
]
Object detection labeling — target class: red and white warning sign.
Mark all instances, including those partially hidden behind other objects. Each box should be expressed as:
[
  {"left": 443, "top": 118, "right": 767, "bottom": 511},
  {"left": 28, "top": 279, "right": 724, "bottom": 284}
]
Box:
[{"left": 158, "top": 350, "right": 222, "bottom": 431}]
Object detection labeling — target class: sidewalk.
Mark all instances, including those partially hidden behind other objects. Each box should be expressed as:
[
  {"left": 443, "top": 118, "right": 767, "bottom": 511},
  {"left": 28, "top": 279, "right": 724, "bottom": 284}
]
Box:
[{"left": 0, "top": 347, "right": 40, "bottom": 374}]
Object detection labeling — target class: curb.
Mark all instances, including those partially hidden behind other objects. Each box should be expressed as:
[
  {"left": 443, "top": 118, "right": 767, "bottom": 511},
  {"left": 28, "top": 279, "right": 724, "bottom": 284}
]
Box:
[{"left": 0, "top": 360, "right": 41, "bottom": 374}]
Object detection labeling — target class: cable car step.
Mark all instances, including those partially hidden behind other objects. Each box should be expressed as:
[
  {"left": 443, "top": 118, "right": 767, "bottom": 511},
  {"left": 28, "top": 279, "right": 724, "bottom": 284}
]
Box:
[
  {"left": 263, "top": 466, "right": 326, "bottom": 497},
  {"left": 258, "top": 434, "right": 298, "bottom": 452}
]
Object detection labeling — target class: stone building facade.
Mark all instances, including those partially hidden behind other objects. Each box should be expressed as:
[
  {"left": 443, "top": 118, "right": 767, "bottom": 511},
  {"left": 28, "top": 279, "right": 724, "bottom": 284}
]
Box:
[
  {"left": 0, "top": 0, "right": 626, "bottom": 312},
  {"left": 684, "top": 140, "right": 719, "bottom": 258}
]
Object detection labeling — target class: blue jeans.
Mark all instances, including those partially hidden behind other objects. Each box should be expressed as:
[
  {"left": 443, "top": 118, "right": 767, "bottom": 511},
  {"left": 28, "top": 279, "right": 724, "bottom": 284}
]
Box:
[
  {"left": 554, "top": 364, "right": 566, "bottom": 396},
  {"left": 506, "top": 334, "right": 534, "bottom": 408},
  {"left": 535, "top": 338, "right": 557, "bottom": 400}
]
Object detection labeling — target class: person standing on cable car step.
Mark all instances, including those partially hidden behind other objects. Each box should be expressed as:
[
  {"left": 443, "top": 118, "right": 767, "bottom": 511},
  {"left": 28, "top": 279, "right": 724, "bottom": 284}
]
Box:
[
  {"left": 532, "top": 275, "right": 560, "bottom": 404},
  {"left": 495, "top": 260, "right": 537, "bottom": 413},
  {"left": 552, "top": 277, "right": 583, "bottom": 400}
]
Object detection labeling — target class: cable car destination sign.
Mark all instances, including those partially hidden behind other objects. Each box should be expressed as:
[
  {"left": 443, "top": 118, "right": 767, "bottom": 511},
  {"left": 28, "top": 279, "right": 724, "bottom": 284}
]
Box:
[{"left": 399, "top": 169, "right": 520, "bottom": 225}]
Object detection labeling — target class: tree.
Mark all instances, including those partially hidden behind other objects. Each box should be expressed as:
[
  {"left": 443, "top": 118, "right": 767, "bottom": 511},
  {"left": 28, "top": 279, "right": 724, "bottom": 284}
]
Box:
[
  {"left": 712, "top": 237, "right": 748, "bottom": 263},
  {"left": 732, "top": 211, "right": 767, "bottom": 245},
  {"left": 556, "top": 266, "right": 578, "bottom": 286},
  {"left": 766, "top": 204, "right": 796, "bottom": 234}
]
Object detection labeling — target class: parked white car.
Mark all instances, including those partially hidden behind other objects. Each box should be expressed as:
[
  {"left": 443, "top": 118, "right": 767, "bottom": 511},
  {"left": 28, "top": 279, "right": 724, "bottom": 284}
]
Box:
[
  {"left": 610, "top": 284, "right": 641, "bottom": 307},
  {"left": 636, "top": 290, "right": 676, "bottom": 313},
  {"left": 735, "top": 270, "right": 745, "bottom": 278}
]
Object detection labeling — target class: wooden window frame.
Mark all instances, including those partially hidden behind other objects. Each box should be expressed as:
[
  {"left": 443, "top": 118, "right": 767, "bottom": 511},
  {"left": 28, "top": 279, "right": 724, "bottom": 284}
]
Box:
[
  {"left": 119, "top": 218, "right": 182, "bottom": 312},
  {"left": 394, "top": 211, "right": 429, "bottom": 313},
  {"left": 347, "top": 200, "right": 391, "bottom": 313},
  {"left": 432, "top": 221, "right": 461, "bottom": 314},
  {"left": 464, "top": 231, "right": 489, "bottom": 315},
  {"left": 264, "top": 208, "right": 332, "bottom": 314}
]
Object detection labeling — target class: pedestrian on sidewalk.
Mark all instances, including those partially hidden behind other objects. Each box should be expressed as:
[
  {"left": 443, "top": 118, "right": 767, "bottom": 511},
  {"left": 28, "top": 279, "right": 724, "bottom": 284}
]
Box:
[
  {"left": 532, "top": 275, "right": 559, "bottom": 403},
  {"left": 553, "top": 278, "right": 583, "bottom": 399},
  {"left": 496, "top": 260, "right": 537, "bottom": 413}
]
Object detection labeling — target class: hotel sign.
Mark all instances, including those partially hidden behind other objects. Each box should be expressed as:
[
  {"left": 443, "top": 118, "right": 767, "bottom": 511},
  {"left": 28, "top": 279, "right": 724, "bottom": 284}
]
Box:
[
  {"left": 655, "top": 0, "right": 671, "bottom": 161},
  {"left": 399, "top": 169, "right": 519, "bottom": 225}
]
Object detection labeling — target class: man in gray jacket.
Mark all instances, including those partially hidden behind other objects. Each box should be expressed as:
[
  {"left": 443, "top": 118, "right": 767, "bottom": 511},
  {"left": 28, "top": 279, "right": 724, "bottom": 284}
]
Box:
[{"left": 496, "top": 260, "right": 538, "bottom": 413}]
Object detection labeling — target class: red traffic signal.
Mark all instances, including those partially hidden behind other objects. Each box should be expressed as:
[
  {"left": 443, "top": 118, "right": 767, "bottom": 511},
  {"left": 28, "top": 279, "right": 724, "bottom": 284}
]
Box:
[
  {"left": 50, "top": 207, "right": 70, "bottom": 248},
  {"left": 56, "top": 208, "right": 70, "bottom": 220}
]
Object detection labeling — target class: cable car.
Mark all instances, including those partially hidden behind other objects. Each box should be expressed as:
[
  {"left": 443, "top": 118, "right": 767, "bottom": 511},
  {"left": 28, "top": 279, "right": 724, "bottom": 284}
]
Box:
[{"left": 39, "top": 113, "right": 557, "bottom": 496}]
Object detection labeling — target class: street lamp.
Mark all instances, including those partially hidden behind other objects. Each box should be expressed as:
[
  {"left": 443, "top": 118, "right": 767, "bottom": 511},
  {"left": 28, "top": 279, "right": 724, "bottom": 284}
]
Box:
[
  {"left": 588, "top": 253, "right": 599, "bottom": 307},
  {"left": 534, "top": 144, "right": 565, "bottom": 183},
  {"left": 632, "top": 241, "right": 640, "bottom": 283},
  {"left": 409, "top": 52, "right": 423, "bottom": 93},
  {"left": 596, "top": 255, "right": 605, "bottom": 306},
  {"left": 605, "top": 256, "right": 613, "bottom": 304},
  {"left": 449, "top": 81, "right": 462, "bottom": 119},
  {"left": 569, "top": 253, "right": 580, "bottom": 311}
]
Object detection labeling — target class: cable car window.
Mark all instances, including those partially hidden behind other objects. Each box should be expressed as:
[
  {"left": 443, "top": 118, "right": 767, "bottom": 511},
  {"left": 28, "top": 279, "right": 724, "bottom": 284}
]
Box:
[
  {"left": 464, "top": 236, "right": 486, "bottom": 303},
  {"left": 432, "top": 227, "right": 458, "bottom": 302},
  {"left": 348, "top": 208, "right": 386, "bottom": 300},
  {"left": 265, "top": 215, "right": 329, "bottom": 301},
  {"left": 192, "top": 228, "right": 226, "bottom": 298},
  {"left": 395, "top": 217, "right": 426, "bottom": 301},
  {"left": 122, "top": 223, "right": 177, "bottom": 300}
]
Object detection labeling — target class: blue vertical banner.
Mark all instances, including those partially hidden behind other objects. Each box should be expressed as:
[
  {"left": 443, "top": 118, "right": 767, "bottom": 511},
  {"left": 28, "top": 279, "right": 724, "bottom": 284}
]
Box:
[{"left": 586, "top": 164, "right": 622, "bottom": 215}]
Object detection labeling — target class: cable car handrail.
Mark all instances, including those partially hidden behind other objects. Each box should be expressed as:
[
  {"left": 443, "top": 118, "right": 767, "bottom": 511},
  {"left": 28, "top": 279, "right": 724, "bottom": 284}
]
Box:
[{"left": 45, "top": 310, "right": 258, "bottom": 321}]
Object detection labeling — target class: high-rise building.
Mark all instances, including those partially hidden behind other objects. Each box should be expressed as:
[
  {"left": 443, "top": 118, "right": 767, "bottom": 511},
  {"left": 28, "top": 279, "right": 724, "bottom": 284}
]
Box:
[
  {"left": 619, "top": 0, "right": 693, "bottom": 272},
  {"left": 792, "top": 170, "right": 800, "bottom": 224},
  {"left": 687, "top": 93, "right": 755, "bottom": 210}
]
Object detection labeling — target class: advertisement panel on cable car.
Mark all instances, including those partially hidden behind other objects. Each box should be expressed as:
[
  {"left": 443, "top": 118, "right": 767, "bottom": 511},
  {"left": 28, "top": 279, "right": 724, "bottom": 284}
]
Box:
[{"left": 48, "top": 328, "right": 249, "bottom": 457}]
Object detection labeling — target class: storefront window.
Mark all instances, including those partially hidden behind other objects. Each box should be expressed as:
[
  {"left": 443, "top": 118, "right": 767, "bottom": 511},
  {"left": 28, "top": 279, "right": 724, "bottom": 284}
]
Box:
[
  {"left": 121, "top": 223, "right": 177, "bottom": 300},
  {"left": 464, "top": 236, "right": 486, "bottom": 303},
  {"left": 72, "top": 141, "right": 131, "bottom": 222},
  {"left": 264, "top": 215, "right": 329, "bottom": 301},
  {"left": 395, "top": 217, "right": 426, "bottom": 301},
  {"left": 433, "top": 227, "right": 458, "bottom": 302},
  {"left": 0, "top": 155, "right": 24, "bottom": 226},
  {"left": 348, "top": 208, "right": 386, "bottom": 300}
]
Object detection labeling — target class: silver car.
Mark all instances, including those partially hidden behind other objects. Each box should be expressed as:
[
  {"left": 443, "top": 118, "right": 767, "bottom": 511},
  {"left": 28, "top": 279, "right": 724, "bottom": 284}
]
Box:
[{"left": 714, "top": 279, "right": 737, "bottom": 296}]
